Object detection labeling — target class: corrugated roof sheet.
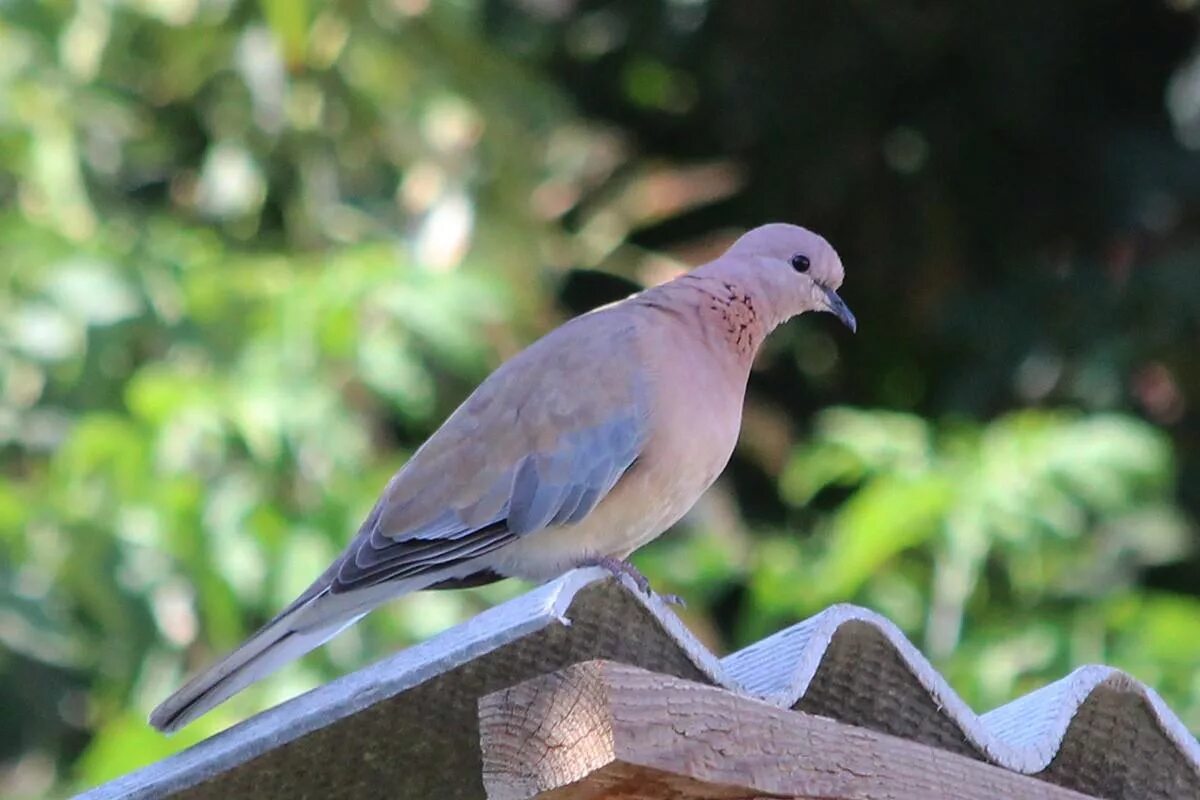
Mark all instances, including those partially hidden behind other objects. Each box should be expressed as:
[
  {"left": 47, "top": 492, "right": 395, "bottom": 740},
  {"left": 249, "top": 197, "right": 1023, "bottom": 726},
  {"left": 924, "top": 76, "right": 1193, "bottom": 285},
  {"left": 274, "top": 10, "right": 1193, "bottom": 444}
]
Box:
[{"left": 77, "top": 568, "right": 1200, "bottom": 800}]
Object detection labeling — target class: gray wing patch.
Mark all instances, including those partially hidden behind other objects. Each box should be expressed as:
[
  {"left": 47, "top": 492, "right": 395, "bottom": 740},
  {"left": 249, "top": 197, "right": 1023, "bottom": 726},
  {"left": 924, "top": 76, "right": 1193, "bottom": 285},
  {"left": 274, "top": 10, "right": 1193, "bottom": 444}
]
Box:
[
  {"left": 332, "top": 411, "right": 645, "bottom": 593},
  {"left": 506, "top": 411, "right": 643, "bottom": 534}
]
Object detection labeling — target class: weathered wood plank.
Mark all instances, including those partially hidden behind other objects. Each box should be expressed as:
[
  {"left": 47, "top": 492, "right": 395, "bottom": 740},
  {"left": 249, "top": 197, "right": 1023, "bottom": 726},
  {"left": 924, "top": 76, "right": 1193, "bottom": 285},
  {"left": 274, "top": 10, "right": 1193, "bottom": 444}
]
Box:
[{"left": 478, "top": 660, "right": 1102, "bottom": 800}]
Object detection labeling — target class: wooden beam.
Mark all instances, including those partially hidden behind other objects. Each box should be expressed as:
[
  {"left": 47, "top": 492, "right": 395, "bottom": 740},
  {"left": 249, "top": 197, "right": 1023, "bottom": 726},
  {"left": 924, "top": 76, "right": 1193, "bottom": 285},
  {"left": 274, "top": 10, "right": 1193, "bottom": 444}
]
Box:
[{"left": 478, "top": 660, "right": 1101, "bottom": 800}]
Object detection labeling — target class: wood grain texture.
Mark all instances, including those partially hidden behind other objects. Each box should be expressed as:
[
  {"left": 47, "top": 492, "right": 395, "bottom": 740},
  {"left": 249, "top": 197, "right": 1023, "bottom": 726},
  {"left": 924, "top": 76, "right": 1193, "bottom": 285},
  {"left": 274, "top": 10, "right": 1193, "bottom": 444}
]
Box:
[{"left": 478, "top": 660, "right": 1103, "bottom": 800}]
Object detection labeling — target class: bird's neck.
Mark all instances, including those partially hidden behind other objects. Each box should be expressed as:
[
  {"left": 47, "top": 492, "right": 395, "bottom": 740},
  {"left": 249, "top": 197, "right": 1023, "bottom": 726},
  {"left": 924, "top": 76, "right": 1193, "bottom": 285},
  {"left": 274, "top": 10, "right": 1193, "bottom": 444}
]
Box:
[{"left": 643, "top": 270, "right": 777, "bottom": 368}]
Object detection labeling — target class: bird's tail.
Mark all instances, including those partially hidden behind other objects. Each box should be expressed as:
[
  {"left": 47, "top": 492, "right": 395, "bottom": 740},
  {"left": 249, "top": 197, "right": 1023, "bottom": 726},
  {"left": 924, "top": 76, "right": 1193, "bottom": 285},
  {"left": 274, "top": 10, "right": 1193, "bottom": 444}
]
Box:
[{"left": 149, "top": 595, "right": 363, "bottom": 733}]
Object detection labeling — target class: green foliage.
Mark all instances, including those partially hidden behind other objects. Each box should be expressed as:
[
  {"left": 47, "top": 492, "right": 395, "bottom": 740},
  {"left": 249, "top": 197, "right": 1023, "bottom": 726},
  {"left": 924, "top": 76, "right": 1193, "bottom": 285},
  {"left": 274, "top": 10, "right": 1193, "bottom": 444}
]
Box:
[
  {"left": 756, "top": 409, "right": 1197, "bottom": 715},
  {"left": 2, "top": 1, "right": 1199, "bottom": 797},
  {"left": 0, "top": 221, "right": 525, "bottom": 793}
]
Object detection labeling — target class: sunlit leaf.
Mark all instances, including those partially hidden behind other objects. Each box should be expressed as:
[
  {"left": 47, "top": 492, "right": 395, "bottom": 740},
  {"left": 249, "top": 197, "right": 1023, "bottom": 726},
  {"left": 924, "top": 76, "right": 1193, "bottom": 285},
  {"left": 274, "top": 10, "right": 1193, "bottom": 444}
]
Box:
[{"left": 815, "top": 473, "right": 954, "bottom": 604}]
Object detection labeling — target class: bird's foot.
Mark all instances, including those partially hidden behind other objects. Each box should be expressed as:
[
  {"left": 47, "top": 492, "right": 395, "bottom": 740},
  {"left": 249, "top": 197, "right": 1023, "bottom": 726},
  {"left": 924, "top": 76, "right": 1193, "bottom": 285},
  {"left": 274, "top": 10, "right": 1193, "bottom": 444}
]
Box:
[{"left": 578, "top": 556, "right": 686, "bottom": 608}]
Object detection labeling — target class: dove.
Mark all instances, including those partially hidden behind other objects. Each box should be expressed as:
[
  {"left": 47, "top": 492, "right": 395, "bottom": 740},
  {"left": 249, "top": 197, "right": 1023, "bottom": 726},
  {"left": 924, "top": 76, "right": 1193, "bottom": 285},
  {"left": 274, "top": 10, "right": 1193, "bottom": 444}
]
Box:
[{"left": 150, "top": 222, "right": 855, "bottom": 732}]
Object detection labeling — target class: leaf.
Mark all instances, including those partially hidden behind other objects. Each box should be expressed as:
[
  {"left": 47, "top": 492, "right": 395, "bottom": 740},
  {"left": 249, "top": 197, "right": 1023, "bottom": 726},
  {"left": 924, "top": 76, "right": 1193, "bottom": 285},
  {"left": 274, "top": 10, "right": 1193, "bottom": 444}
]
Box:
[
  {"left": 813, "top": 473, "right": 955, "bottom": 604},
  {"left": 257, "top": 0, "right": 308, "bottom": 68},
  {"left": 73, "top": 712, "right": 205, "bottom": 787}
]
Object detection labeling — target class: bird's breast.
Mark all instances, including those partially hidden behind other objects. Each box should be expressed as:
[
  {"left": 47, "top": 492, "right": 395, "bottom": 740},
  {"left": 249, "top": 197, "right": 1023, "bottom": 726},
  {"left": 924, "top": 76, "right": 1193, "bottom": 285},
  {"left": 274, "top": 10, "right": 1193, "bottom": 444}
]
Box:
[
  {"left": 598, "top": 316, "right": 748, "bottom": 554},
  {"left": 491, "top": 336, "right": 747, "bottom": 583}
]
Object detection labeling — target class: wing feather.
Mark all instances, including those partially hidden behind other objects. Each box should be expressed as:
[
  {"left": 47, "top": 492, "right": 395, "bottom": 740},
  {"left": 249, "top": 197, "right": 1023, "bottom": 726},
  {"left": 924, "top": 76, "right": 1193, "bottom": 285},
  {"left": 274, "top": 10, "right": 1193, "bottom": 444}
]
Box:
[{"left": 329, "top": 311, "right": 648, "bottom": 594}]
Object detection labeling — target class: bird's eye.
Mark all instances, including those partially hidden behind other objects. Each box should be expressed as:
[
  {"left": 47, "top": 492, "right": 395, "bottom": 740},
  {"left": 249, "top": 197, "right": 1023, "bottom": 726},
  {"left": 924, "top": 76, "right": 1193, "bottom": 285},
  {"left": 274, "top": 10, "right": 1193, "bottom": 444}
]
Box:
[{"left": 790, "top": 254, "right": 811, "bottom": 273}]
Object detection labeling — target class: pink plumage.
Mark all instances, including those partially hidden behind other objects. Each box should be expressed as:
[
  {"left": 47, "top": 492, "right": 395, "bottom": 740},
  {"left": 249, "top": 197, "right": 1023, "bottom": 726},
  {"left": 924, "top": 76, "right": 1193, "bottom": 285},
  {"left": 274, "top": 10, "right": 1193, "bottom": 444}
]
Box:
[{"left": 150, "top": 223, "right": 854, "bottom": 732}]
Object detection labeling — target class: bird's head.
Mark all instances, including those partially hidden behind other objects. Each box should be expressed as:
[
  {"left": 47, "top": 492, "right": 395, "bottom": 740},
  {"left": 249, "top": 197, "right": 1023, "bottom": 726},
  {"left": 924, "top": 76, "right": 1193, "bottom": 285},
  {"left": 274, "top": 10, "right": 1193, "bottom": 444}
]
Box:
[{"left": 722, "top": 223, "right": 856, "bottom": 333}]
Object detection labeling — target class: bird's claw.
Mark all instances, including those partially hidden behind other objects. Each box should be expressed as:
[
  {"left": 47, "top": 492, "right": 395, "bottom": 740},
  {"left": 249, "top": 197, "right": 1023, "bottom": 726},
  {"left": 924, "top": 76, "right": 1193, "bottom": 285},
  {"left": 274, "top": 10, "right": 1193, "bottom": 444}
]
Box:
[
  {"left": 661, "top": 593, "right": 687, "bottom": 608},
  {"left": 579, "top": 556, "right": 683, "bottom": 608}
]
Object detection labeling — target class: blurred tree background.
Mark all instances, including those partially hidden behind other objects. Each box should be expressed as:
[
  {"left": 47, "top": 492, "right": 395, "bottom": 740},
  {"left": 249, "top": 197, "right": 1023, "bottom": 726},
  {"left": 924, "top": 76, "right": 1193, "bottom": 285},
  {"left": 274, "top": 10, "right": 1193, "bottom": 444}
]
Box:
[{"left": 2, "top": 0, "right": 1200, "bottom": 795}]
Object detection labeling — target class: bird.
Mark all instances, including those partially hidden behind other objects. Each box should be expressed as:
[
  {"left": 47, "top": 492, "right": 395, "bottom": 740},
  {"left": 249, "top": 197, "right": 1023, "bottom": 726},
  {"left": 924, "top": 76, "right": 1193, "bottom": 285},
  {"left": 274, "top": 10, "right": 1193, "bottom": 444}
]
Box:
[{"left": 149, "top": 222, "right": 856, "bottom": 732}]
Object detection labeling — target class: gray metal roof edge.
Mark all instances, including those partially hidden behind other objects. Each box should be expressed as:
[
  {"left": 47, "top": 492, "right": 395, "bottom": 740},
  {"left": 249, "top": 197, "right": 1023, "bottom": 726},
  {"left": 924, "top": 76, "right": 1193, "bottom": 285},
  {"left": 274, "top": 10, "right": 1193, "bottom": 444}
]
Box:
[
  {"left": 74, "top": 569, "right": 607, "bottom": 800},
  {"left": 74, "top": 570, "right": 1200, "bottom": 798},
  {"left": 980, "top": 663, "right": 1200, "bottom": 778},
  {"left": 719, "top": 602, "right": 1200, "bottom": 776},
  {"left": 719, "top": 603, "right": 999, "bottom": 755},
  {"left": 593, "top": 570, "right": 731, "bottom": 687}
]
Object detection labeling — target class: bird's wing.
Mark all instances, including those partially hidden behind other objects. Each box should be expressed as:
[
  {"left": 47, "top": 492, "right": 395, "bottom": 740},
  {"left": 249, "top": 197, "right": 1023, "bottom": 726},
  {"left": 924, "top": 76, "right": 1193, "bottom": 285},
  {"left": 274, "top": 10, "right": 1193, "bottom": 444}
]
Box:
[
  {"left": 148, "top": 310, "right": 652, "bottom": 732},
  {"left": 330, "top": 310, "right": 649, "bottom": 593}
]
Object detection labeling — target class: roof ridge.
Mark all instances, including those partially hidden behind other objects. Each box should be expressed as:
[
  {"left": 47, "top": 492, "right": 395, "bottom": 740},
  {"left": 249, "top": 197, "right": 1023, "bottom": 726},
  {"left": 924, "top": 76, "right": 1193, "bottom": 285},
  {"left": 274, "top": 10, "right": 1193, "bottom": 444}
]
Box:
[
  {"left": 76, "top": 569, "right": 1200, "bottom": 800},
  {"left": 719, "top": 602, "right": 1200, "bottom": 784}
]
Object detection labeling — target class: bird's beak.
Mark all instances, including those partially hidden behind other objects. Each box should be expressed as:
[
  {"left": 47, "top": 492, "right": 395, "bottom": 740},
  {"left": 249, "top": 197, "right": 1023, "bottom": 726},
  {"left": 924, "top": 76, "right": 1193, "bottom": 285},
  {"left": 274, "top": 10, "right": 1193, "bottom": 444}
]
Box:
[{"left": 820, "top": 286, "right": 857, "bottom": 333}]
